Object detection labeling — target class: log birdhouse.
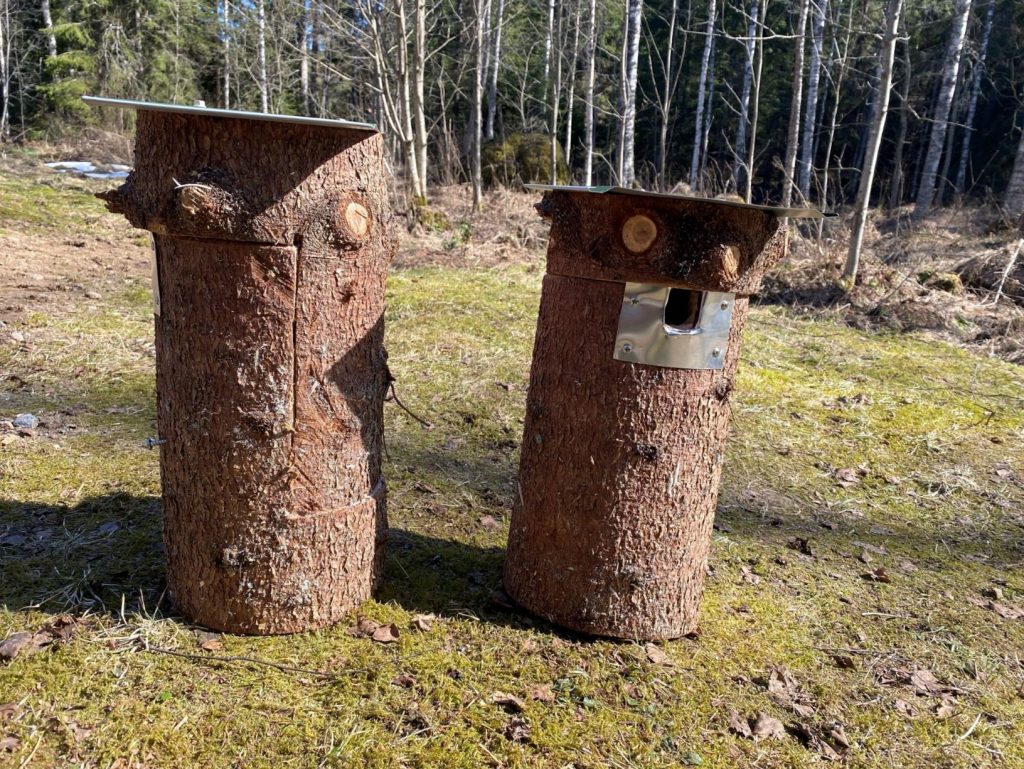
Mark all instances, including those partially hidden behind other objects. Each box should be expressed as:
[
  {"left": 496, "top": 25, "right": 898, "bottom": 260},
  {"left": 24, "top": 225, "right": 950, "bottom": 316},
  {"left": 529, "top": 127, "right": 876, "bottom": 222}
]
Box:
[
  {"left": 85, "top": 97, "right": 397, "bottom": 635},
  {"left": 503, "top": 186, "right": 826, "bottom": 641}
]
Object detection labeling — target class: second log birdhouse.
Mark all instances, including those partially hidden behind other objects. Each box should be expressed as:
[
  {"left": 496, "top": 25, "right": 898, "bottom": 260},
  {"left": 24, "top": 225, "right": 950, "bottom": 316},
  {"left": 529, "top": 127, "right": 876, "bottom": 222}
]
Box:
[
  {"left": 85, "top": 97, "right": 397, "bottom": 635},
  {"left": 503, "top": 185, "right": 826, "bottom": 641}
]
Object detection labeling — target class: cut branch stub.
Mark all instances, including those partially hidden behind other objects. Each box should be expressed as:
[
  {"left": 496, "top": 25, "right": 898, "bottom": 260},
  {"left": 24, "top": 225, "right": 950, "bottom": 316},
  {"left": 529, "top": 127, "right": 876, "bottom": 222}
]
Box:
[
  {"left": 101, "top": 108, "right": 395, "bottom": 635},
  {"left": 503, "top": 189, "right": 788, "bottom": 640}
]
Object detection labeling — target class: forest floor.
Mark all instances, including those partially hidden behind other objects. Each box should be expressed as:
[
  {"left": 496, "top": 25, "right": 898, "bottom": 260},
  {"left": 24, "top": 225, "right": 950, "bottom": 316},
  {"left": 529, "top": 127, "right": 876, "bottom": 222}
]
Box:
[{"left": 1, "top": 146, "right": 1024, "bottom": 768}]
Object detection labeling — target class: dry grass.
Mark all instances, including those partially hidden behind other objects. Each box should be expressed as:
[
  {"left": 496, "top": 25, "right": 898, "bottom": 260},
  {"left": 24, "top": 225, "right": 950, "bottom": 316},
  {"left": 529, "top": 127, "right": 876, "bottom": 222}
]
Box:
[{"left": 1, "top": 157, "right": 1024, "bottom": 768}]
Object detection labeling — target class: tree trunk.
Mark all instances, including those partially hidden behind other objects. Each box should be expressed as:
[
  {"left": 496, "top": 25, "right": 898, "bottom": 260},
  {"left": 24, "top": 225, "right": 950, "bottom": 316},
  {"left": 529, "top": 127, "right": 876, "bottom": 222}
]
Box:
[
  {"left": 0, "top": 0, "right": 8, "bottom": 142},
  {"left": 40, "top": 0, "right": 57, "bottom": 58},
  {"left": 620, "top": 0, "right": 643, "bottom": 187},
  {"left": 844, "top": 0, "right": 902, "bottom": 284},
  {"left": 954, "top": 0, "right": 994, "bottom": 196},
  {"left": 413, "top": 0, "right": 428, "bottom": 201},
  {"left": 472, "top": 0, "right": 486, "bottom": 209},
  {"left": 733, "top": 0, "right": 759, "bottom": 193},
  {"left": 781, "top": 0, "right": 810, "bottom": 207},
  {"left": 657, "top": 0, "right": 679, "bottom": 189},
  {"left": 563, "top": 0, "right": 582, "bottom": 175},
  {"left": 1006, "top": 129, "right": 1024, "bottom": 218},
  {"left": 583, "top": 0, "right": 598, "bottom": 185},
  {"left": 745, "top": 0, "right": 768, "bottom": 203},
  {"left": 222, "top": 0, "right": 231, "bottom": 109},
  {"left": 99, "top": 110, "right": 396, "bottom": 634},
  {"left": 549, "top": 0, "right": 562, "bottom": 185},
  {"left": 257, "top": 0, "right": 269, "bottom": 112},
  {"left": 689, "top": 0, "right": 717, "bottom": 189},
  {"left": 699, "top": 24, "right": 717, "bottom": 184},
  {"left": 485, "top": 0, "right": 504, "bottom": 140},
  {"left": 913, "top": 0, "right": 973, "bottom": 219},
  {"left": 887, "top": 38, "right": 910, "bottom": 210},
  {"left": 504, "top": 190, "right": 788, "bottom": 640},
  {"left": 299, "top": 0, "right": 310, "bottom": 114},
  {"left": 798, "top": 0, "right": 828, "bottom": 200}
]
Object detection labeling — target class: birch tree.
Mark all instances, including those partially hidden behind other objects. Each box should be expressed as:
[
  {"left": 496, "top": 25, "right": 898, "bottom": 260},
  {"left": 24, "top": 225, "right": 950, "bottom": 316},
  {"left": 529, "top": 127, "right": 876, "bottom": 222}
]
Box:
[
  {"left": 0, "top": 0, "right": 10, "bottom": 141},
  {"left": 485, "top": 0, "right": 504, "bottom": 139},
  {"left": 1007, "top": 129, "right": 1024, "bottom": 218},
  {"left": 781, "top": 0, "right": 810, "bottom": 207},
  {"left": 953, "top": 0, "right": 994, "bottom": 196},
  {"left": 40, "top": 0, "right": 57, "bottom": 59},
  {"left": 798, "top": 0, "right": 828, "bottom": 200},
  {"left": 913, "top": 0, "right": 973, "bottom": 219},
  {"left": 620, "top": 0, "right": 643, "bottom": 186},
  {"left": 256, "top": 0, "right": 269, "bottom": 112},
  {"left": 844, "top": 0, "right": 903, "bottom": 284},
  {"left": 733, "top": 0, "right": 759, "bottom": 193},
  {"left": 412, "top": 0, "right": 428, "bottom": 201},
  {"left": 583, "top": 0, "right": 598, "bottom": 185},
  {"left": 563, "top": 0, "right": 583, "bottom": 174},
  {"left": 690, "top": 0, "right": 717, "bottom": 189},
  {"left": 221, "top": 0, "right": 231, "bottom": 108},
  {"left": 472, "top": 0, "right": 486, "bottom": 210}
]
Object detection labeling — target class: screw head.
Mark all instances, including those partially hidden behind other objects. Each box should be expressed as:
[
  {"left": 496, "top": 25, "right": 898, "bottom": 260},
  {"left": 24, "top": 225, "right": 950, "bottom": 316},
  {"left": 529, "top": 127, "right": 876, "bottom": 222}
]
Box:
[
  {"left": 712, "top": 347, "right": 721, "bottom": 357},
  {"left": 720, "top": 300, "right": 730, "bottom": 310},
  {"left": 629, "top": 296, "right": 639, "bottom": 305},
  {"left": 622, "top": 343, "right": 633, "bottom": 353}
]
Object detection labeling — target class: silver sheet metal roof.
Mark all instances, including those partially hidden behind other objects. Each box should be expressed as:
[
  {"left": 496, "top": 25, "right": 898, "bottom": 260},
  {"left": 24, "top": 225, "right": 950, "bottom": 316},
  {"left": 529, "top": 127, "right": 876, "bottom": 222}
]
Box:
[
  {"left": 524, "top": 184, "right": 832, "bottom": 219},
  {"left": 83, "top": 96, "right": 378, "bottom": 132}
]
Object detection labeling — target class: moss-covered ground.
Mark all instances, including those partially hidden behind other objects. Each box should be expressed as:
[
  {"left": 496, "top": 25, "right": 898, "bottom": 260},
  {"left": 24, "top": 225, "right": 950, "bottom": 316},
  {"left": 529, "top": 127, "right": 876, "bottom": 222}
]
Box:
[{"left": 1, "top": 166, "right": 1023, "bottom": 768}]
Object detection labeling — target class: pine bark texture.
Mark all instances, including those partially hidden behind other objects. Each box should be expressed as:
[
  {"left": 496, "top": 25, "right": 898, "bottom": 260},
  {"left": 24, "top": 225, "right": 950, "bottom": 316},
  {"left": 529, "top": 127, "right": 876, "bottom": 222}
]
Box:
[
  {"left": 504, "top": 191, "right": 787, "bottom": 640},
  {"left": 101, "top": 110, "right": 396, "bottom": 634}
]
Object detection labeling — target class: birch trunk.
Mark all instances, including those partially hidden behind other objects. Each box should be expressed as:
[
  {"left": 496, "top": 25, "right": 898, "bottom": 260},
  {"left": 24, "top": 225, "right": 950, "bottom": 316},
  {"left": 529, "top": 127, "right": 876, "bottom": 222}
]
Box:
[
  {"left": 299, "top": 0, "right": 310, "bottom": 114},
  {"left": 485, "top": 0, "right": 504, "bottom": 140},
  {"left": 40, "top": 0, "right": 57, "bottom": 58},
  {"left": 913, "top": 0, "right": 973, "bottom": 219},
  {"left": 257, "top": 0, "right": 269, "bottom": 112},
  {"left": 1006, "top": 130, "right": 1024, "bottom": 218},
  {"left": 620, "top": 0, "right": 643, "bottom": 186},
  {"left": 699, "top": 26, "right": 717, "bottom": 183},
  {"left": 781, "top": 0, "right": 810, "bottom": 207},
  {"left": 745, "top": 0, "right": 768, "bottom": 203},
  {"left": 658, "top": 0, "right": 679, "bottom": 189},
  {"left": 844, "top": 0, "right": 903, "bottom": 283},
  {"left": 549, "top": 0, "right": 562, "bottom": 185},
  {"left": 583, "top": 0, "right": 597, "bottom": 185},
  {"left": 689, "top": 0, "right": 717, "bottom": 189},
  {"left": 413, "top": 0, "right": 428, "bottom": 201},
  {"left": 0, "top": 0, "right": 8, "bottom": 142},
  {"left": 887, "top": 40, "right": 910, "bottom": 210},
  {"left": 472, "top": 0, "right": 486, "bottom": 209},
  {"left": 954, "top": 0, "right": 994, "bottom": 196},
  {"left": 733, "top": 0, "right": 759, "bottom": 193},
  {"left": 564, "top": 0, "right": 582, "bottom": 174},
  {"left": 222, "top": 0, "right": 231, "bottom": 109},
  {"left": 798, "top": 0, "right": 828, "bottom": 200}
]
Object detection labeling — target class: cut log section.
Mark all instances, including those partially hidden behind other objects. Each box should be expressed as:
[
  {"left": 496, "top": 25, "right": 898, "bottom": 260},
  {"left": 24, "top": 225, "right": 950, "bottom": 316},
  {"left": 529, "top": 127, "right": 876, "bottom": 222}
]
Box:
[{"left": 96, "top": 101, "right": 396, "bottom": 634}]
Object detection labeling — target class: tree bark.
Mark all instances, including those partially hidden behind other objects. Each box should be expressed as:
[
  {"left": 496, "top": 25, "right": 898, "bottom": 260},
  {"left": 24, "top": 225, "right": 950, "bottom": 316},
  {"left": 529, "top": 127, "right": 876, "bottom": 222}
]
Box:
[
  {"left": 413, "top": 0, "right": 428, "bottom": 201},
  {"left": 299, "top": 0, "right": 311, "bottom": 114},
  {"left": 657, "top": 0, "right": 679, "bottom": 189},
  {"left": 781, "top": 0, "right": 810, "bottom": 207},
  {"left": 844, "top": 0, "right": 902, "bottom": 284},
  {"left": 99, "top": 111, "right": 396, "bottom": 634},
  {"left": 549, "top": 0, "right": 562, "bottom": 185},
  {"left": 798, "top": 0, "right": 828, "bottom": 200},
  {"left": 745, "top": 0, "right": 768, "bottom": 203},
  {"left": 257, "top": 0, "right": 269, "bottom": 112},
  {"left": 620, "top": 0, "right": 643, "bottom": 186},
  {"left": 40, "top": 0, "right": 57, "bottom": 58},
  {"left": 472, "top": 0, "right": 486, "bottom": 209},
  {"left": 913, "top": 0, "right": 973, "bottom": 219},
  {"left": 222, "top": 0, "right": 231, "bottom": 109},
  {"left": 563, "top": 0, "right": 582, "bottom": 175},
  {"left": 954, "top": 0, "right": 994, "bottom": 196},
  {"left": 690, "top": 0, "right": 717, "bottom": 189},
  {"left": 1007, "top": 128, "right": 1024, "bottom": 218},
  {"left": 485, "top": 0, "right": 504, "bottom": 140},
  {"left": 504, "top": 190, "right": 788, "bottom": 640},
  {"left": 887, "top": 37, "right": 910, "bottom": 210},
  {"left": 0, "top": 0, "right": 8, "bottom": 142}
]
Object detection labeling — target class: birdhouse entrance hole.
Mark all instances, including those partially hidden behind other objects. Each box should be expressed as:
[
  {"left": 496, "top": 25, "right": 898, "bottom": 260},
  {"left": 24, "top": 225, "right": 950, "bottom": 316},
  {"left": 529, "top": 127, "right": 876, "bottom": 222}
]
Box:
[{"left": 663, "top": 288, "right": 704, "bottom": 335}]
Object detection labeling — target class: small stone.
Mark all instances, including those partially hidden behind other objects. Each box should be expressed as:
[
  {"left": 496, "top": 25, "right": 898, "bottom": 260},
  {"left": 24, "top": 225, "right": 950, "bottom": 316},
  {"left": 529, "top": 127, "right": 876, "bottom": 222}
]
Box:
[
  {"left": 85, "top": 291, "right": 102, "bottom": 300},
  {"left": 12, "top": 414, "right": 38, "bottom": 430}
]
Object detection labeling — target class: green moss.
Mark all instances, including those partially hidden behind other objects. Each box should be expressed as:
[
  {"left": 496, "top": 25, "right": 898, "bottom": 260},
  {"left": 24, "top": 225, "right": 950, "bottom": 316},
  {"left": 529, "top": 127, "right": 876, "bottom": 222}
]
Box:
[
  {"left": 0, "top": 170, "right": 110, "bottom": 233},
  {"left": 2, "top": 261, "right": 1023, "bottom": 767}
]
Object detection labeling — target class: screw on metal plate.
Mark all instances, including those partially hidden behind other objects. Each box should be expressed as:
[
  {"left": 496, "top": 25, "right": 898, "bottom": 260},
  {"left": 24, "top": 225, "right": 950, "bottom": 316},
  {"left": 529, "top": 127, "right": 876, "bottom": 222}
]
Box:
[
  {"left": 712, "top": 348, "right": 721, "bottom": 357},
  {"left": 192, "top": 100, "right": 206, "bottom": 107},
  {"left": 144, "top": 437, "right": 167, "bottom": 449},
  {"left": 720, "top": 300, "right": 730, "bottom": 310},
  {"left": 622, "top": 343, "right": 633, "bottom": 353}
]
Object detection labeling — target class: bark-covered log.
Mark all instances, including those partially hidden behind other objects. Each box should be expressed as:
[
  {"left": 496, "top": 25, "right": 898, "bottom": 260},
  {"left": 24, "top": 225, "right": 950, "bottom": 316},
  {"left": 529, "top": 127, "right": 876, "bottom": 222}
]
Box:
[
  {"left": 101, "top": 109, "right": 396, "bottom": 634},
  {"left": 504, "top": 190, "right": 786, "bottom": 640}
]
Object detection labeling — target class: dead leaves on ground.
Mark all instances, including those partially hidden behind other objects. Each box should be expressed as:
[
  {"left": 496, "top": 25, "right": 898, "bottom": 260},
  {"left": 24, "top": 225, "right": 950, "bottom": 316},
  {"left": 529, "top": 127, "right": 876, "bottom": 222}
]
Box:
[
  {"left": 0, "top": 615, "right": 83, "bottom": 663},
  {"left": 347, "top": 616, "right": 400, "bottom": 644}
]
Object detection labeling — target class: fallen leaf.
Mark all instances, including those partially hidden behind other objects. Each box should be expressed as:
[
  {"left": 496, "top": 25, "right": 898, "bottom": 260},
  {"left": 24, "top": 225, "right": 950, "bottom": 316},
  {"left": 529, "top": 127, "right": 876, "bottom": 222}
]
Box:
[
  {"left": 935, "top": 698, "right": 956, "bottom": 719},
  {"left": 527, "top": 684, "right": 555, "bottom": 703},
  {"left": 645, "top": 643, "right": 673, "bottom": 666},
  {"left": 0, "top": 632, "right": 39, "bottom": 661},
  {"left": 346, "top": 616, "right": 381, "bottom": 638},
  {"left": 727, "top": 710, "right": 752, "bottom": 739},
  {"left": 828, "top": 723, "right": 850, "bottom": 750},
  {"left": 739, "top": 565, "right": 761, "bottom": 585},
  {"left": 786, "top": 722, "right": 842, "bottom": 761},
  {"left": 0, "top": 736, "right": 20, "bottom": 752},
  {"left": 893, "top": 698, "right": 917, "bottom": 717},
  {"left": 391, "top": 673, "right": 417, "bottom": 688},
  {"left": 489, "top": 588, "right": 515, "bottom": 610},
  {"left": 909, "top": 669, "right": 948, "bottom": 696},
  {"left": 195, "top": 631, "right": 223, "bottom": 652},
  {"left": 982, "top": 586, "right": 1004, "bottom": 600},
  {"left": 503, "top": 715, "right": 531, "bottom": 743},
  {"left": 787, "top": 537, "right": 814, "bottom": 557},
  {"left": 898, "top": 559, "right": 918, "bottom": 573},
  {"left": 861, "top": 567, "right": 891, "bottom": 584},
  {"left": 371, "top": 623, "right": 400, "bottom": 644},
  {"left": 751, "top": 713, "right": 785, "bottom": 742},
  {"left": 831, "top": 654, "right": 857, "bottom": 670},
  {"left": 0, "top": 704, "right": 17, "bottom": 722},
  {"left": 410, "top": 613, "right": 435, "bottom": 632},
  {"left": 834, "top": 467, "right": 862, "bottom": 488},
  {"left": 988, "top": 601, "right": 1024, "bottom": 620},
  {"left": 857, "top": 549, "right": 873, "bottom": 564},
  {"left": 490, "top": 691, "right": 525, "bottom": 713}
]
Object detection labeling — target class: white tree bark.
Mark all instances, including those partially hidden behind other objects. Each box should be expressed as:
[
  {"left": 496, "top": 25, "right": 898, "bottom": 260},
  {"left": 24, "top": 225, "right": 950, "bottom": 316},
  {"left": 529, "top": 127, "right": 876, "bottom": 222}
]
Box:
[
  {"left": 413, "top": 0, "right": 428, "bottom": 201},
  {"left": 583, "top": 0, "right": 597, "bottom": 185},
  {"left": 781, "top": 0, "right": 810, "bottom": 207},
  {"left": 222, "top": 0, "right": 231, "bottom": 109},
  {"left": 689, "top": 0, "right": 717, "bottom": 189},
  {"left": 620, "top": 0, "right": 643, "bottom": 186},
  {"left": 549, "top": 0, "right": 562, "bottom": 185},
  {"left": 299, "top": 0, "right": 310, "bottom": 114},
  {"left": 485, "top": 0, "right": 504, "bottom": 140},
  {"left": 657, "top": 0, "right": 679, "bottom": 189},
  {"left": 954, "top": 0, "right": 994, "bottom": 196},
  {"left": 564, "top": 0, "right": 582, "bottom": 174},
  {"left": 844, "top": 0, "right": 903, "bottom": 283},
  {"left": 1006, "top": 129, "right": 1024, "bottom": 218},
  {"left": 0, "top": 0, "right": 9, "bottom": 142},
  {"left": 257, "top": 0, "right": 269, "bottom": 112},
  {"left": 913, "top": 0, "right": 973, "bottom": 218},
  {"left": 733, "top": 0, "right": 759, "bottom": 193},
  {"left": 40, "top": 0, "right": 57, "bottom": 58},
  {"left": 798, "top": 0, "right": 828, "bottom": 200},
  {"left": 745, "top": 0, "right": 768, "bottom": 203},
  {"left": 472, "top": 0, "right": 486, "bottom": 209}
]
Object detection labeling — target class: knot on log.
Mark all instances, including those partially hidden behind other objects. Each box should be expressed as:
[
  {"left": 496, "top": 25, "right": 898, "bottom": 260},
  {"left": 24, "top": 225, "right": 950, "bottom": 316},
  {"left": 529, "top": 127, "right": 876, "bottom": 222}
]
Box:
[{"left": 172, "top": 171, "right": 251, "bottom": 236}]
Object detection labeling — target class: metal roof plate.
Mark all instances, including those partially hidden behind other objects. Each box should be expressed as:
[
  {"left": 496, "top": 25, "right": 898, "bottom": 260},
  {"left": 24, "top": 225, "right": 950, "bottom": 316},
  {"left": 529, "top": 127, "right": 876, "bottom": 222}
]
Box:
[
  {"left": 524, "top": 184, "right": 832, "bottom": 219},
  {"left": 82, "top": 96, "right": 378, "bottom": 133}
]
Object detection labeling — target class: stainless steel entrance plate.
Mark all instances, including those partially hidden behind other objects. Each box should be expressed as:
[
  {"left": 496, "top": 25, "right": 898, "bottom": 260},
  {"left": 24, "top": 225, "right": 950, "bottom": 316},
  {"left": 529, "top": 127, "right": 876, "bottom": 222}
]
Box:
[{"left": 614, "top": 283, "right": 735, "bottom": 370}]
